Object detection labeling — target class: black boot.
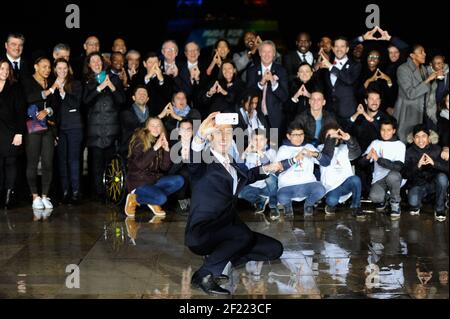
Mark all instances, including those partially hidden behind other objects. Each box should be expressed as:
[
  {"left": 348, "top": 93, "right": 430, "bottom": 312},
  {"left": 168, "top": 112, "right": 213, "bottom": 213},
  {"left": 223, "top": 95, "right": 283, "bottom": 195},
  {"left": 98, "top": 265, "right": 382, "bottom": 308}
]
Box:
[
  {"left": 5, "top": 189, "right": 16, "bottom": 209},
  {"left": 70, "top": 191, "right": 80, "bottom": 205}
]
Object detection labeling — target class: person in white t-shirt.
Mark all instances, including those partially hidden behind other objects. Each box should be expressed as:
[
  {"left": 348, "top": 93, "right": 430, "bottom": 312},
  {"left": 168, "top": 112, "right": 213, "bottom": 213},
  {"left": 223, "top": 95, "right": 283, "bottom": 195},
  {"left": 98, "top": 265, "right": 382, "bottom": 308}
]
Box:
[
  {"left": 238, "top": 129, "right": 278, "bottom": 217},
  {"left": 275, "top": 121, "right": 334, "bottom": 219},
  {"left": 360, "top": 117, "right": 406, "bottom": 219},
  {"left": 318, "top": 123, "right": 365, "bottom": 219}
]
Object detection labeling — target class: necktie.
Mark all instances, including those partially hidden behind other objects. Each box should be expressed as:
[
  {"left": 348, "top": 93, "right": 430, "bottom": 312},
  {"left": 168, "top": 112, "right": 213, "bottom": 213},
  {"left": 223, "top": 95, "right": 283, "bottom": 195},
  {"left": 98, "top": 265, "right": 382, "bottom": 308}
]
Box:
[
  {"left": 302, "top": 54, "right": 307, "bottom": 62},
  {"left": 13, "top": 61, "right": 19, "bottom": 72},
  {"left": 261, "top": 84, "right": 268, "bottom": 115}
]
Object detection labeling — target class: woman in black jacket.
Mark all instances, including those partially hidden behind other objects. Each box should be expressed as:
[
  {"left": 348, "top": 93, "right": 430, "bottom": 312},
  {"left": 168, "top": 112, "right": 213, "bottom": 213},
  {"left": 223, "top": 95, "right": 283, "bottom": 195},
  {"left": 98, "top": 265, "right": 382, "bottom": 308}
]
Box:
[
  {"left": 83, "top": 52, "right": 126, "bottom": 199},
  {"left": 23, "top": 56, "right": 59, "bottom": 210},
  {"left": 0, "top": 59, "right": 25, "bottom": 208},
  {"left": 199, "top": 60, "right": 245, "bottom": 118},
  {"left": 52, "top": 58, "right": 83, "bottom": 204}
]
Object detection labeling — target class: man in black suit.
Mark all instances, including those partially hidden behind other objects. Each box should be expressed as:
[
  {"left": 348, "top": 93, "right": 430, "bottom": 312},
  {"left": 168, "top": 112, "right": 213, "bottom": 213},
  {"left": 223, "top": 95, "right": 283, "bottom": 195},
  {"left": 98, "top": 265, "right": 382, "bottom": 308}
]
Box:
[
  {"left": 4, "top": 32, "right": 30, "bottom": 83},
  {"left": 247, "top": 40, "right": 289, "bottom": 144},
  {"left": 284, "top": 32, "right": 316, "bottom": 86},
  {"left": 319, "top": 36, "right": 361, "bottom": 128},
  {"left": 174, "top": 42, "right": 206, "bottom": 109},
  {"left": 187, "top": 112, "right": 284, "bottom": 295}
]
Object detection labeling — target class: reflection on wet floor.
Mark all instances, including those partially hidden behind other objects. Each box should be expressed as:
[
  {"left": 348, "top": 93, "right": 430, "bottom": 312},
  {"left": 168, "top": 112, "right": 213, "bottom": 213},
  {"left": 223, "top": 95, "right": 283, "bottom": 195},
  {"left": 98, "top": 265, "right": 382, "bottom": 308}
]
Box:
[{"left": 0, "top": 201, "right": 448, "bottom": 299}]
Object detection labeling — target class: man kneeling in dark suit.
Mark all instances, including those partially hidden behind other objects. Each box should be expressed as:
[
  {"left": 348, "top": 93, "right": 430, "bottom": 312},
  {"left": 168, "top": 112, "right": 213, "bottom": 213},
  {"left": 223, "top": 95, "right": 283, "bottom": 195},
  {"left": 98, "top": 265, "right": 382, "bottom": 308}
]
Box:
[{"left": 186, "top": 112, "right": 284, "bottom": 295}]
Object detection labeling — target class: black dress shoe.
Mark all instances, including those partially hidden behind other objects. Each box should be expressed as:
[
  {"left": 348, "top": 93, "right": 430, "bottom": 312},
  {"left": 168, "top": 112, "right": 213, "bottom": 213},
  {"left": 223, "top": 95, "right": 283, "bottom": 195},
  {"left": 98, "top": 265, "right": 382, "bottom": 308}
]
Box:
[
  {"left": 214, "top": 274, "right": 230, "bottom": 285},
  {"left": 191, "top": 272, "right": 230, "bottom": 295},
  {"left": 70, "top": 192, "right": 81, "bottom": 205},
  {"left": 5, "top": 189, "right": 16, "bottom": 209}
]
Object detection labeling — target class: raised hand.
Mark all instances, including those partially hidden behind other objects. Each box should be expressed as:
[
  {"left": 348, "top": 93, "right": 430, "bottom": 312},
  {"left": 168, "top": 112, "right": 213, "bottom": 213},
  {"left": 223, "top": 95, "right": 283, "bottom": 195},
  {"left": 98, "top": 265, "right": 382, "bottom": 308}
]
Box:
[
  {"left": 337, "top": 129, "right": 351, "bottom": 141},
  {"left": 363, "top": 27, "right": 378, "bottom": 41},
  {"left": 198, "top": 111, "right": 220, "bottom": 138}
]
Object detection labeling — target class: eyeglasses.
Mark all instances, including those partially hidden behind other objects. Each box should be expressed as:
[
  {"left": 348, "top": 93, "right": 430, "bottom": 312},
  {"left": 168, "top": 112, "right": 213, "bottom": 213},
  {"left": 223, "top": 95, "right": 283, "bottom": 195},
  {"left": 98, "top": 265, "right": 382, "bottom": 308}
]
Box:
[
  {"left": 164, "top": 48, "right": 177, "bottom": 53},
  {"left": 368, "top": 55, "right": 380, "bottom": 59}
]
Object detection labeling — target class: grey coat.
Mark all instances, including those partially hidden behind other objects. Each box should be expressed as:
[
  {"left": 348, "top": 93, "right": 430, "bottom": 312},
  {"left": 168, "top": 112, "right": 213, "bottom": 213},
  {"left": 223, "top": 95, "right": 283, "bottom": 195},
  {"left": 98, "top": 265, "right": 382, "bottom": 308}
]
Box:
[{"left": 394, "top": 57, "right": 431, "bottom": 142}]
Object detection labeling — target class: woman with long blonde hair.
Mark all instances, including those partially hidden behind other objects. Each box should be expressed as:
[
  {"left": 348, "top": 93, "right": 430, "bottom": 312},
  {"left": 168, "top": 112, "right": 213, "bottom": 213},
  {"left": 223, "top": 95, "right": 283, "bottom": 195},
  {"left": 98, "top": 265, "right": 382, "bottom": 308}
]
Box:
[{"left": 125, "top": 117, "right": 183, "bottom": 217}]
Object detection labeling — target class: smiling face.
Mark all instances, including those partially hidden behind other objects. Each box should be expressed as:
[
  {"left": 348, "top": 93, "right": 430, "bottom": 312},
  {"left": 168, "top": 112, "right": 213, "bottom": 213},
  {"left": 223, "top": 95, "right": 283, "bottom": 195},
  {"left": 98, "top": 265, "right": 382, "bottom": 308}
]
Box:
[
  {"left": 133, "top": 88, "right": 149, "bottom": 107},
  {"left": 126, "top": 52, "right": 140, "bottom": 71},
  {"left": 431, "top": 55, "right": 445, "bottom": 72},
  {"left": 320, "top": 37, "right": 332, "bottom": 54},
  {"left": 216, "top": 40, "right": 230, "bottom": 59},
  {"left": 413, "top": 131, "right": 430, "bottom": 149},
  {"left": 5, "top": 37, "right": 24, "bottom": 60},
  {"left": 388, "top": 46, "right": 400, "bottom": 63},
  {"left": 221, "top": 62, "right": 235, "bottom": 82},
  {"left": 84, "top": 36, "right": 100, "bottom": 55},
  {"left": 34, "top": 59, "right": 51, "bottom": 79},
  {"left": 162, "top": 41, "right": 178, "bottom": 63},
  {"left": 298, "top": 64, "right": 313, "bottom": 83},
  {"left": 309, "top": 92, "right": 326, "bottom": 113},
  {"left": 147, "top": 118, "right": 163, "bottom": 138},
  {"left": 210, "top": 124, "right": 233, "bottom": 156},
  {"left": 367, "top": 50, "right": 380, "bottom": 69},
  {"left": 244, "top": 32, "right": 257, "bottom": 50},
  {"left": 112, "top": 38, "right": 127, "bottom": 54},
  {"left": 380, "top": 124, "right": 396, "bottom": 141},
  {"left": 55, "top": 61, "right": 69, "bottom": 80},
  {"left": 111, "top": 53, "right": 125, "bottom": 72},
  {"left": 244, "top": 96, "right": 259, "bottom": 113},
  {"left": 352, "top": 44, "right": 364, "bottom": 60},
  {"left": 332, "top": 39, "right": 349, "bottom": 60},
  {"left": 251, "top": 134, "right": 267, "bottom": 152},
  {"left": 185, "top": 43, "right": 200, "bottom": 63},
  {"left": 179, "top": 121, "right": 193, "bottom": 140},
  {"left": 259, "top": 43, "right": 276, "bottom": 66},
  {"left": 287, "top": 129, "right": 305, "bottom": 146},
  {"left": 296, "top": 33, "right": 311, "bottom": 54},
  {"left": 88, "top": 55, "right": 103, "bottom": 74},
  {"left": 0, "top": 62, "right": 10, "bottom": 81},
  {"left": 365, "top": 92, "right": 381, "bottom": 113},
  {"left": 173, "top": 92, "right": 187, "bottom": 109}
]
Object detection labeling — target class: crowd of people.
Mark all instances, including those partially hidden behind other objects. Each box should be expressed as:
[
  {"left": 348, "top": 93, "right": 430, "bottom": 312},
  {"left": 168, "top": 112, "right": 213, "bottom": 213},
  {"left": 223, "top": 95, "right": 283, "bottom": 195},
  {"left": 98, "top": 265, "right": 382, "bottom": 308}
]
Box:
[{"left": 0, "top": 28, "right": 448, "bottom": 223}]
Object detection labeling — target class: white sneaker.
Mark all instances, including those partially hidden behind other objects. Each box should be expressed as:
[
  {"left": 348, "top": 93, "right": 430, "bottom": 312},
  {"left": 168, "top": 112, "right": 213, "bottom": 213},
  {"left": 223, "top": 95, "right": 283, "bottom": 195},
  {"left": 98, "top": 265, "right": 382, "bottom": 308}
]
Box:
[
  {"left": 41, "top": 197, "right": 53, "bottom": 209},
  {"left": 32, "top": 197, "right": 45, "bottom": 209}
]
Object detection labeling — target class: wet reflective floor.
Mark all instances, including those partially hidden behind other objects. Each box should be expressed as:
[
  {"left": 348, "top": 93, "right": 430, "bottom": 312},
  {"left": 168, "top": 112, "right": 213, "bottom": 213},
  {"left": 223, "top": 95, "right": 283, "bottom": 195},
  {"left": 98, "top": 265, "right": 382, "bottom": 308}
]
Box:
[{"left": 0, "top": 201, "right": 448, "bottom": 299}]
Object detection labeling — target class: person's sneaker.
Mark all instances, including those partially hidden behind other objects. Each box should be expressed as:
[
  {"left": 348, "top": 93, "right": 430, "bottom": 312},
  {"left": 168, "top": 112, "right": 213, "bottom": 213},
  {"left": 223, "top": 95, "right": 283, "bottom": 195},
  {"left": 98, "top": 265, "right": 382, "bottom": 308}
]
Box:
[
  {"left": 325, "top": 205, "right": 336, "bottom": 215},
  {"left": 352, "top": 207, "right": 366, "bottom": 220},
  {"left": 41, "top": 197, "right": 53, "bottom": 209},
  {"left": 409, "top": 207, "right": 421, "bottom": 216},
  {"left": 434, "top": 210, "right": 447, "bottom": 222},
  {"left": 32, "top": 197, "right": 45, "bottom": 209},
  {"left": 41, "top": 209, "right": 53, "bottom": 221},
  {"left": 254, "top": 197, "right": 269, "bottom": 214},
  {"left": 125, "top": 194, "right": 139, "bottom": 217},
  {"left": 269, "top": 207, "right": 281, "bottom": 220},
  {"left": 390, "top": 202, "right": 401, "bottom": 219},
  {"left": 148, "top": 205, "right": 166, "bottom": 217},
  {"left": 375, "top": 202, "right": 387, "bottom": 212},
  {"left": 304, "top": 206, "right": 314, "bottom": 216},
  {"left": 33, "top": 209, "right": 43, "bottom": 221}
]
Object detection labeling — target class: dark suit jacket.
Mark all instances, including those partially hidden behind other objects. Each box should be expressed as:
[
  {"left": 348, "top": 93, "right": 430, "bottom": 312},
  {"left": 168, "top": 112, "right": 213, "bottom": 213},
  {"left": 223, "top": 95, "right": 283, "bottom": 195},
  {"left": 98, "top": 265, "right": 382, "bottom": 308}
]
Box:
[
  {"left": 173, "top": 61, "right": 207, "bottom": 108},
  {"left": 246, "top": 63, "right": 289, "bottom": 131},
  {"left": 119, "top": 106, "right": 148, "bottom": 156},
  {"left": 3, "top": 56, "right": 30, "bottom": 83},
  {"left": 283, "top": 50, "right": 315, "bottom": 85},
  {"left": 322, "top": 57, "right": 361, "bottom": 119},
  {"left": 185, "top": 148, "right": 267, "bottom": 247}
]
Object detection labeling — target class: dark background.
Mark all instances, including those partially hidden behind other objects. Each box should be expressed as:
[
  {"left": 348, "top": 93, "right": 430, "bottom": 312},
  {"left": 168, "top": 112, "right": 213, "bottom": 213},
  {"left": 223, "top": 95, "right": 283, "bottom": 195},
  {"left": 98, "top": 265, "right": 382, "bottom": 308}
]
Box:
[{"left": 0, "top": 0, "right": 448, "bottom": 61}]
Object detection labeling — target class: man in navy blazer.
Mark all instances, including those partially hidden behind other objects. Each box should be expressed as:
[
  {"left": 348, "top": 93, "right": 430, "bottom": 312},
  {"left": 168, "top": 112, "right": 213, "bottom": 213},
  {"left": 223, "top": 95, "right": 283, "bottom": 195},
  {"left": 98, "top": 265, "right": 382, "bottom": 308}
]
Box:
[
  {"left": 4, "top": 32, "right": 30, "bottom": 83},
  {"left": 247, "top": 40, "right": 289, "bottom": 142},
  {"left": 186, "top": 112, "right": 284, "bottom": 295},
  {"left": 319, "top": 36, "right": 361, "bottom": 128}
]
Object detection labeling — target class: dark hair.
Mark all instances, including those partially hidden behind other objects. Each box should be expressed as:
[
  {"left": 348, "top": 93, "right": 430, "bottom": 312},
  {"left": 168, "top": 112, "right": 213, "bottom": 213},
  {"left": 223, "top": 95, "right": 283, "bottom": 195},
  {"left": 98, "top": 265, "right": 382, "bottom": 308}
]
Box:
[
  {"left": 53, "top": 43, "right": 70, "bottom": 53},
  {"left": 84, "top": 51, "right": 105, "bottom": 81},
  {"left": 132, "top": 84, "right": 148, "bottom": 96},
  {"left": 297, "top": 61, "right": 313, "bottom": 73},
  {"left": 296, "top": 32, "right": 311, "bottom": 42},
  {"left": 412, "top": 124, "right": 430, "bottom": 137},
  {"left": 34, "top": 56, "right": 51, "bottom": 66},
  {"left": 111, "top": 51, "right": 125, "bottom": 60},
  {"left": 319, "top": 122, "right": 341, "bottom": 144},
  {"left": 310, "top": 88, "right": 325, "bottom": 97},
  {"left": 240, "top": 89, "right": 260, "bottom": 106},
  {"left": 366, "top": 88, "right": 381, "bottom": 99},
  {"left": 380, "top": 116, "right": 398, "bottom": 130},
  {"left": 409, "top": 44, "right": 424, "bottom": 56},
  {"left": 172, "top": 90, "right": 187, "bottom": 101},
  {"left": 179, "top": 118, "right": 193, "bottom": 127},
  {"left": 212, "top": 38, "right": 231, "bottom": 58},
  {"left": 439, "top": 91, "right": 449, "bottom": 112},
  {"left": 0, "top": 59, "right": 15, "bottom": 83},
  {"left": 286, "top": 121, "right": 304, "bottom": 134},
  {"left": 144, "top": 51, "right": 159, "bottom": 62},
  {"left": 333, "top": 36, "right": 349, "bottom": 47},
  {"left": 6, "top": 32, "right": 25, "bottom": 43},
  {"left": 53, "top": 58, "right": 74, "bottom": 93}
]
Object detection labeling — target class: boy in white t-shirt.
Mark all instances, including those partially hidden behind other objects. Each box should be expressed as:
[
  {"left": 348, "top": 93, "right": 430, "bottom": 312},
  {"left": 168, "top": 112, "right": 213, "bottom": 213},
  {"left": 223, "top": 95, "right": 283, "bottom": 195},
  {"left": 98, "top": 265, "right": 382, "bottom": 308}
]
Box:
[
  {"left": 318, "top": 123, "right": 365, "bottom": 219},
  {"left": 361, "top": 117, "right": 406, "bottom": 219},
  {"left": 238, "top": 129, "right": 278, "bottom": 217},
  {"left": 275, "top": 121, "right": 334, "bottom": 219}
]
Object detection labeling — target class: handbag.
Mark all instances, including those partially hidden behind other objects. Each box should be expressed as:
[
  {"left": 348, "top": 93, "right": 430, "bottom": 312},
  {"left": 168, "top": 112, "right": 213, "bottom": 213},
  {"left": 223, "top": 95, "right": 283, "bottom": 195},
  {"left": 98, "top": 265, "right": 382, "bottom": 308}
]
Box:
[{"left": 26, "top": 104, "right": 48, "bottom": 134}]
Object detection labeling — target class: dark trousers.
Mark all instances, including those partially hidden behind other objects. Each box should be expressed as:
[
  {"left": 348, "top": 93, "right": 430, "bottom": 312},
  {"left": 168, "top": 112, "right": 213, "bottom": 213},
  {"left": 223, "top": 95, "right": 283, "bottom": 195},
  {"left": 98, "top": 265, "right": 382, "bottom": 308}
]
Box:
[
  {"left": 89, "top": 145, "right": 115, "bottom": 196},
  {"left": 25, "top": 130, "right": 55, "bottom": 195},
  {"left": 0, "top": 156, "right": 17, "bottom": 190},
  {"left": 189, "top": 221, "right": 283, "bottom": 277},
  {"left": 58, "top": 129, "right": 83, "bottom": 193}
]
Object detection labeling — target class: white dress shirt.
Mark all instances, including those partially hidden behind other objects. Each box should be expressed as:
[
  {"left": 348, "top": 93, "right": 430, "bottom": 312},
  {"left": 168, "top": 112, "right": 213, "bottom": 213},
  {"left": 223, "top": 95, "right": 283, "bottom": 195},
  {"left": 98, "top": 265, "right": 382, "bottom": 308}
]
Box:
[
  {"left": 257, "top": 63, "right": 279, "bottom": 91},
  {"left": 6, "top": 54, "right": 21, "bottom": 70},
  {"left": 296, "top": 51, "right": 314, "bottom": 66},
  {"left": 210, "top": 149, "right": 238, "bottom": 195},
  {"left": 329, "top": 56, "right": 349, "bottom": 86}
]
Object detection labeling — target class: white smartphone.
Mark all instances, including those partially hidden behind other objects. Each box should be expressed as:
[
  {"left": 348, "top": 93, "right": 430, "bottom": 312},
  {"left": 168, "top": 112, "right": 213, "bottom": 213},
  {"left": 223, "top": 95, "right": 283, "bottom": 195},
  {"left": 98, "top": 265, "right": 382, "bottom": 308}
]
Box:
[{"left": 215, "top": 113, "right": 239, "bottom": 125}]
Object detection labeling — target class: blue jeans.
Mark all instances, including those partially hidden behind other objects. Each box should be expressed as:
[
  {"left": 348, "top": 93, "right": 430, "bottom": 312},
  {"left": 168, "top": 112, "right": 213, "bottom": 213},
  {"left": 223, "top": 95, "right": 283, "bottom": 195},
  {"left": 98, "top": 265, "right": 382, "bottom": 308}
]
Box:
[
  {"left": 408, "top": 173, "right": 448, "bottom": 212},
  {"left": 135, "top": 175, "right": 184, "bottom": 206},
  {"left": 58, "top": 129, "right": 83, "bottom": 193},
  {"left": 326, "top": 175, "right": 362, "bottom": 208},
  {"left": 238, "top": 174, "right": 278, "bottom": 208},
  {"left": 277, "top": 181, "right": 326, "bottom": 210}
]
